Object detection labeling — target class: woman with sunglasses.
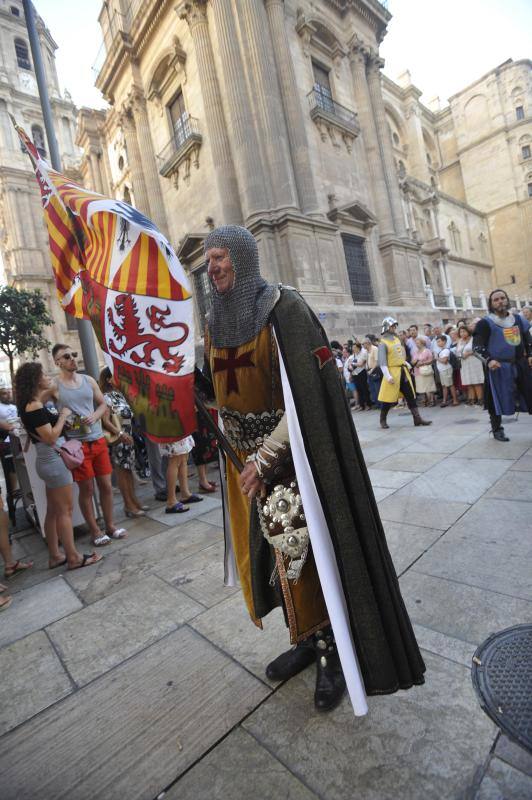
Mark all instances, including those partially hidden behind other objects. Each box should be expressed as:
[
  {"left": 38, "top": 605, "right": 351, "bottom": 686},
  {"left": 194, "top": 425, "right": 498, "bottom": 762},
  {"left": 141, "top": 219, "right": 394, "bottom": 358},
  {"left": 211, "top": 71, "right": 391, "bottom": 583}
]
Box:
[{"left": 15, "top": 362, "right": 102, "bottom": 571}]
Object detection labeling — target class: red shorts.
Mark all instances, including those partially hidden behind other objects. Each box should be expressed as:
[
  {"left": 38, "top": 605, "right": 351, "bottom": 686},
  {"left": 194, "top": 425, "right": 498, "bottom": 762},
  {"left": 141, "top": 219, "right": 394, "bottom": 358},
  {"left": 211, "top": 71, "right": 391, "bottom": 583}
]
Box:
[{"left": 72, "top": 437, "right": 113, "bottom": 483}]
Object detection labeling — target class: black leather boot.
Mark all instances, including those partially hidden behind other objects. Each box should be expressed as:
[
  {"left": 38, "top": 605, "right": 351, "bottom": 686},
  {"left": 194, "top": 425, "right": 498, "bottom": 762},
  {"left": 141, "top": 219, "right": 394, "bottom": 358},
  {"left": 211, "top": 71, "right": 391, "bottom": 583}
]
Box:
[
  {"left": 380, "top": 406, "right": 390, "bottom": 429},
  {"left": 265, "top": 639, "right": 315, "bottom": 681},
  {"left": 490, "top": 414, "right": 509, "bottom": 441},
  {"left": 410, "top": 406, "right": 432, "bottom": 426},
  {"left": 314, "top": 629, "right": 346, "bottom": 712}
]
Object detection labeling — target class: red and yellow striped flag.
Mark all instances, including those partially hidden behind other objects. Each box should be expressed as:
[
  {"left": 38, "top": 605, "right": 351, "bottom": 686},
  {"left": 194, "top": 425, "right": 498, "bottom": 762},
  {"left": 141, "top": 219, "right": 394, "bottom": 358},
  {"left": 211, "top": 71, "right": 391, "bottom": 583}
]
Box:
[{"left": 13, "top": 119, "right": 195, "bottom": 442}]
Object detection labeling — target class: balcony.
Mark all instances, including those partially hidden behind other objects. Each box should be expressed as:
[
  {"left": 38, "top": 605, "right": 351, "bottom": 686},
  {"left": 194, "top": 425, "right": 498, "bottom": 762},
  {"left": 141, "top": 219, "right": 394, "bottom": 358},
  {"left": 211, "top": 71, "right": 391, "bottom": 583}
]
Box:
[
  {"left": 433, "top": 293, "right": 449, "bottom": 308},
  {"left": 157, "top": 116, "right": 202, "bottom": 189},
  {"left": 308, "top": 88, "right": 360, "bottom": 153}
]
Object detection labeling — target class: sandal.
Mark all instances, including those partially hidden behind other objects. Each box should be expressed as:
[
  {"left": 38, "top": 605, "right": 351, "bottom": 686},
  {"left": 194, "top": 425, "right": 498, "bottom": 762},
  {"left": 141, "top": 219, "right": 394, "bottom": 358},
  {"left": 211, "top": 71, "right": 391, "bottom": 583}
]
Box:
[
  {"left": 165, "top": 502, "right": 189, "bottom": 514},
  {"left": 49, "top": 557, "right": 68, "bottom": 570},
  {"left": 106, "top": 528, "right": 127, "bottom": 540},
  {"left": 4, "top": 559, "right": 33, "bottom": 579},
  {"left": 198, "top": 483, "right": 217, "bottom": 494},
  {"left": 68, "top": 552, "right": 103, "bottom": 571},
  {"left": 93, "top": 534, "right": 112, "bottom": 547},
  {"left": 180, "top": 494, "right": 204, "bottom": 504},
  {"left": 0, "top": 594, "right": 13, "bottom": 611}
]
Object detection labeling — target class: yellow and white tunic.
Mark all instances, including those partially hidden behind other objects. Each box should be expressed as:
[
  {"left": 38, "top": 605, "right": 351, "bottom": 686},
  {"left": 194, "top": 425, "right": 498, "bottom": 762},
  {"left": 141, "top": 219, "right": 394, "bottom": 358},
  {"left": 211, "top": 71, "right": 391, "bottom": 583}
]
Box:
[{"left": 377, "top": 335, "right": 415, "bottom": 404}]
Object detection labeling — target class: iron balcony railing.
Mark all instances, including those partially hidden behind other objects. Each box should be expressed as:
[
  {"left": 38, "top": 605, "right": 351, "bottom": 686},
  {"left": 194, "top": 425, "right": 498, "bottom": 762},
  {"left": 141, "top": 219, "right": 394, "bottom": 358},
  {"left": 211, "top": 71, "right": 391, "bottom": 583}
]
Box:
[
  {"left": 471, "top": 297, "right": 482, "bottom": 308},
  {"left": 157, "top": 116, "right": 202, "bottom": 176},
  {"left": 307, "top": 87, "right": 359, "bottom": 132},
  {"left": 433, "top": 294, "right": 448, "bottom": 307}
]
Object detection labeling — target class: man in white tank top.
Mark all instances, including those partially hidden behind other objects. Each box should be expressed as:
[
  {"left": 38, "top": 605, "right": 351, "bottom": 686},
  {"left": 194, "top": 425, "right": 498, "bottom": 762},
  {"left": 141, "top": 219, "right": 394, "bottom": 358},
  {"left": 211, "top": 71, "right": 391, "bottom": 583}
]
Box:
[{"left": 49, "top": 344, "right": 127, "bottom": 547}]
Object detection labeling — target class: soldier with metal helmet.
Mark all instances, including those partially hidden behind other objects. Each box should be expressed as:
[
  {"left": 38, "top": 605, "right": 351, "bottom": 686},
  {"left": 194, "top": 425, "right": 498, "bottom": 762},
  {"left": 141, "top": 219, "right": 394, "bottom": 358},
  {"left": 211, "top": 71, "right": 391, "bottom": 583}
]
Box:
[{"left": 377, "top": 317, "right": 432, "bottom": 430}]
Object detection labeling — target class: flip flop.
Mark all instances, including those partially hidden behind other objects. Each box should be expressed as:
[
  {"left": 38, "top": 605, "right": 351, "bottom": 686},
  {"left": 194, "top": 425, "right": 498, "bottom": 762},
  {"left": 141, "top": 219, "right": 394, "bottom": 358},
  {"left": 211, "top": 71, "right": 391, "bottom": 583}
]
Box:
[
  {"left": 68, "top": 553, "right": 103, "bottom": 571},
  {"left": 107, "top": 528, "right": 127, "bottom": 540},
  {"left": 165, "top": 502, "right": 189, "bottom": 514},
  {"left": 49, "top": 558, "right": 68, "bottom": 570},
  {"left": 0, "top": 595, "right": 13, "bottom": 611},
  {"left": 180, "top": 494, "right": 204, "bottom": 504},
  {"left": 4, "top": 560, "right": 33, "bottom": 579},
  {"left": 93, "top": 534, "right": 112, "bottom": 547}
]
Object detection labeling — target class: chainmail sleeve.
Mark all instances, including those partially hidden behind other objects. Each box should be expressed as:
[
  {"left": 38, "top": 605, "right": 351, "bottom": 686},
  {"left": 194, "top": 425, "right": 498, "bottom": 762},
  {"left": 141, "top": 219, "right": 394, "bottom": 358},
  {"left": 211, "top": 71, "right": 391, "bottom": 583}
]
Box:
[{"left": 378, "top": 342, "right": 389, "bottom": 368}]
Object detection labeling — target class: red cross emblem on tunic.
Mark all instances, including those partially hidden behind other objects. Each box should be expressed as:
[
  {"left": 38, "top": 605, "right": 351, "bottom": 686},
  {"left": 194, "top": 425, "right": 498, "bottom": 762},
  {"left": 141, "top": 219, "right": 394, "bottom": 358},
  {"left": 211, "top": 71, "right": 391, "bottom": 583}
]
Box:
[{"left": 213, "top": 347, "right": 255, "bottom": 395}]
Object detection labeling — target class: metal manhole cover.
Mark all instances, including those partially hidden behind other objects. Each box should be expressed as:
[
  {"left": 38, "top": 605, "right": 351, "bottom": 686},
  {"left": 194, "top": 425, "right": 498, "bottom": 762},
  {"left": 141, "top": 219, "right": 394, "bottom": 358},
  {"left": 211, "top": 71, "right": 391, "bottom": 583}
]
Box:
[
  {"left": 454, "top": 419, "right": 480, "bottom": 425},
  {"left": 471, "top": 624, "right": 532, "bottom": 754}
]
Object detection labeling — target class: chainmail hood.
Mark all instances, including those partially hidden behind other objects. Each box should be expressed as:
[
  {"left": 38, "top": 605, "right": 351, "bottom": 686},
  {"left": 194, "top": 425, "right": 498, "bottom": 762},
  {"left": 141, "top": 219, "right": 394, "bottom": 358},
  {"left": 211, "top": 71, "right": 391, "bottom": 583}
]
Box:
[{"left": 204, "top": 225, "right": 280, "bottom": 348}]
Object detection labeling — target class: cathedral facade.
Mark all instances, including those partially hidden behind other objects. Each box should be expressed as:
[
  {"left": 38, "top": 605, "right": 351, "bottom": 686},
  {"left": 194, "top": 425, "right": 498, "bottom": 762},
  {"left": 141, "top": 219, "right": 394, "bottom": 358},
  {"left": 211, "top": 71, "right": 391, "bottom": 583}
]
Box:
[{"left": 0, "top": 0, "right": 82, "bottom": 374}]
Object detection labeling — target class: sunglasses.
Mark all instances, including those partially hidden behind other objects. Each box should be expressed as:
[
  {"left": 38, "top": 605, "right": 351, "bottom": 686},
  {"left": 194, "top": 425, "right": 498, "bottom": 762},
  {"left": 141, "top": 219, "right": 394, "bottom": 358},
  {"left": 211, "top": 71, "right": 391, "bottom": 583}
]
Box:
[{"left": 60, "top": 352, "right": 78, "bottom": 360}]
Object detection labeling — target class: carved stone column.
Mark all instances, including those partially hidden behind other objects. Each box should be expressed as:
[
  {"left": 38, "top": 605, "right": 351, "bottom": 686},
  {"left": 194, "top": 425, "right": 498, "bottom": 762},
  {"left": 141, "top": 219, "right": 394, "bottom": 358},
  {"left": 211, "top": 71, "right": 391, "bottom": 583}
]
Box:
[
  {"left": 264, "top": 0, "right": 319, "bottom": 215},
  {"left": 117, "top": 107, "right": 151, "bottom": 218},
  {"left": 348, "top": 40, "right": 394, "bottom": 237},
  {"left": 209, "top": 0, "right": 270, "bottom": 218},
  {"left": 238, "top": 0, "right": 297, "bottom": 211},
  {"left": 89, "top": 151, "right": 103, "bottom": 194},
  {"left": 366, "top": 53, "right": 408, "bottom": 238},
  {"left": 404, "top": 100, "right": 431, "bottom": 184},
  {"left": 128, "top": 88, "right": 168, "bottom": 234},
  {"left": 179, "top": 1, "right": 242, "bottom": 224}
]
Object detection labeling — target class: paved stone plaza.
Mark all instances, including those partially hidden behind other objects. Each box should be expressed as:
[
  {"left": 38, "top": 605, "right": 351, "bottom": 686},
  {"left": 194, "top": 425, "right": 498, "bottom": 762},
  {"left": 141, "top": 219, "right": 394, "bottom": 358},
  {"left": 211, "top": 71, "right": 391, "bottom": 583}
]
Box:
[{"left": 0, "top": 405, "right": 531, "bottom": 800}]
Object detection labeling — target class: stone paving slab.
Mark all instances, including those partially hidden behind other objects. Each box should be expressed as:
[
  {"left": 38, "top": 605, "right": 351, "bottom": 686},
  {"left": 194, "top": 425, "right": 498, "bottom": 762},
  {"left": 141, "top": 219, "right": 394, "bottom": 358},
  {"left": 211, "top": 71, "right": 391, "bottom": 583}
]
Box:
[
  {"left": 382, "top": 521, "right": 442, "bottom": 575},
  {"left": 155, "top": 540, "right": 239, "bottom": 607},
  {"left": 377, "top": 493, "right": 470, "bottom": 530},
  {"left": 359, "top": 438, "right": 408, "bottom": 465},
  {"left": 47, "top": 575, "right": 203, "bottom": 686},
  {"left": 371, "top": 451, "right": 447, "bottom": 472},
  {"left": 243, "top": 652, "right": 496, "bottom": 800},
  {"left": 399, "top": 571, "right": 532, "bottom": 642},
  {"left": 495, "top": 735, "right": 532, "bottom": 778},
  {"left": 165, "top": 726, "right": 319, "bottom": 800},
  {"left": 0, "top": 631, "right": 73, "bottom": 736},
  {"left": 452, "top": 437, "right": 530, "bottom": 461},
  {"left": 510, "top": 452, "right": 532, "bottom": 471},
  {"left": 0, "top": 577, "right": 82, "bottom": 648},
  {"left": 485, "top": 470, "right": 532, "bottom": 501},
  {"left": 368, "top": 468, "right": 418, "bottom": 489},
  {"left": 0, "top": 627, "right": 270, "bottom": 800},
  {"left": 196, "top": 506, "right": 224, "bottom": 527},
  {"left": 146, "top": 495, "right": 222, "bottom": 526},
  {"left": 412, "top": 623, "right": 476, "bottom": 668},
  {"left": 64, "top": 519, "right": 221, "bottom": 605},
  {"left": 416, "top": 531, "right": 532, "bottom": 600},
  {"left": 191, "top": 593, "right": 288, "bottom": 686},
  {"left": 475, "top": 757, "right": 532, "bottom": 799},
  {"left": 440, "top": 498, "right": 532, "bottom": 546},
  {"left": 402, "top": 433, "right": 480, "bottom": 454},
  {"left": 394, "top": 457, "right": 513, "bottom": 504},
  {"left": 372, "top": 486, "right": 397, "bottom": 501}
]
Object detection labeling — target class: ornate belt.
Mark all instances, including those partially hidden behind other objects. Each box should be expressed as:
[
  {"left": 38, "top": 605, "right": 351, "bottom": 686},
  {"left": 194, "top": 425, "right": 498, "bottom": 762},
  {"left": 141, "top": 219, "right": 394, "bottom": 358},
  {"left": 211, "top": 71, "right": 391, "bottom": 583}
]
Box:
[{"left": 219, "top": 407, "right": 284, "bottom": 454}]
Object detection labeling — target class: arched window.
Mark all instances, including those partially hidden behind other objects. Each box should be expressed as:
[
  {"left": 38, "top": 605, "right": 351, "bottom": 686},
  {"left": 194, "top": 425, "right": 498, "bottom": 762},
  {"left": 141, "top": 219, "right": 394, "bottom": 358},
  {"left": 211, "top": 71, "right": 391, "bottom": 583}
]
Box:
[
  {"left": 10, "top": 6, "right": 20, "bottom": 16},
  {"left": 118, "top": 155, "right": 124, "bottom": 171},
  {"left": 31, "top": 124, "right": 46, "bottom": 158},
  {"left": 14, "top": 38, "right": 31, "bottom": 71},
  {"left": 392, "top": 132, "right": 400, "bottom": 146},
  {"left": 123, "top": 185, "right": 132, "bottom": 205}
]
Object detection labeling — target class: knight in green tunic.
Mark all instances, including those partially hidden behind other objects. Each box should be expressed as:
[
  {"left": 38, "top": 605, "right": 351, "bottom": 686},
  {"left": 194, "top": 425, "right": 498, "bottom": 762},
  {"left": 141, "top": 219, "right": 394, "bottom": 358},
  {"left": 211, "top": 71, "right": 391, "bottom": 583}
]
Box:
[{"left": 204, "top": 226, "right": 425, "bottom": 715}]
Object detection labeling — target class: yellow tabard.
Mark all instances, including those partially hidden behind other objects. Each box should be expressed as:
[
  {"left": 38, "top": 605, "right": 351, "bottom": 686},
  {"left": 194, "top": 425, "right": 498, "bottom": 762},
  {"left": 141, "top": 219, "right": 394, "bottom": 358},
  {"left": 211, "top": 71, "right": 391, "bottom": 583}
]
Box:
[
  {"left": 209, "top": 324, "right": 328, "bottom": 642},
  {"left": 377, "top": 335, "right": 414, "bottom": 404}
]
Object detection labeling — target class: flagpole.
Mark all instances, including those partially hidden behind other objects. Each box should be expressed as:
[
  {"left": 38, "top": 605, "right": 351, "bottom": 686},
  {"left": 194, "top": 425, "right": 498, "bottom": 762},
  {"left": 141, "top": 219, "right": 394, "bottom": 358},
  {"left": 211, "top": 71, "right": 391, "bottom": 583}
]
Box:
[{"left": 22, "top": 0, "right": 100, "bottom": 379}]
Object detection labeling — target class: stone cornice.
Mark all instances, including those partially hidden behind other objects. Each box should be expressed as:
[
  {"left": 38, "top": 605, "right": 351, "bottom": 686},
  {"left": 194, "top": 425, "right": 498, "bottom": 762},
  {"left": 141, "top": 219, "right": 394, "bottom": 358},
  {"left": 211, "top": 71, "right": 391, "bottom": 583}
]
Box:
[{"left": 323, "top": 0, "right": 391, "bottom": 41}]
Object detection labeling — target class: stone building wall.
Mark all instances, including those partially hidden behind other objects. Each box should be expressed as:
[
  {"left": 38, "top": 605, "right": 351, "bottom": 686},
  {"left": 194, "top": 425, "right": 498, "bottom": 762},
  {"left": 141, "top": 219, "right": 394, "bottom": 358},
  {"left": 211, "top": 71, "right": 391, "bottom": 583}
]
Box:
[{"left": 0, "top": 0, "right": 83, "bottom": 374}]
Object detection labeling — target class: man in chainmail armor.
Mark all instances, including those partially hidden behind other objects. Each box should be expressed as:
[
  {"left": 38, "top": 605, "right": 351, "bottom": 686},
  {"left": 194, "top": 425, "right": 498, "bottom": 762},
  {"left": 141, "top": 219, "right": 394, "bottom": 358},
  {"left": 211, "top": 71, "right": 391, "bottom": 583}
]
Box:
[
  {"left": 473, "top": 289, "right": 532, "bottom": 441},
  {"left": 204, "top": 225, "right": 425, "bottom": 715}
]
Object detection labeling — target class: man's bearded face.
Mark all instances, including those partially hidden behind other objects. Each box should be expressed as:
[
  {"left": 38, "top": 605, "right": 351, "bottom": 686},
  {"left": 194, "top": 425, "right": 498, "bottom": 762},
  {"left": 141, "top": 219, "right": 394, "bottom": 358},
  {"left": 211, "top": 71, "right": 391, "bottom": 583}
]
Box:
[
  {"left": 491, "top": 292, "right": 509, "bottom": 314},
  {"left": 206, "top": 247, "right": 235, "bottom": 295}
]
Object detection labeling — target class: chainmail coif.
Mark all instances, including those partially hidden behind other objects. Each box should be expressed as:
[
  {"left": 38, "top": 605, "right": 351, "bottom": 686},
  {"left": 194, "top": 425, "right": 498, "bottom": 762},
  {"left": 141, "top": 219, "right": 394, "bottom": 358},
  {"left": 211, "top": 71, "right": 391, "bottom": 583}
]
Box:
[{"left": 204, "top": 225, "right": 280, "bottom": 348}]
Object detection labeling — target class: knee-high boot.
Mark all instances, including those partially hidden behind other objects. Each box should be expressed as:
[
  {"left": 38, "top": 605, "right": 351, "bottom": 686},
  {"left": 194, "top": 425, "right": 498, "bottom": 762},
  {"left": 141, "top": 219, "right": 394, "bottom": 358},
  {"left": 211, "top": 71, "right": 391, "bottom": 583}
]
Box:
[
  {"left": 314, "top": 628, "right": 346, "bottom": 712},
  {"left": 410, "top": 406, "right": 432, "bottom": 426},
  {"left": 490, "top": 413, "right": 509, "bottom": 441},
  {"left": 380, "top": 405, "right": 391, "bottom": 429}
]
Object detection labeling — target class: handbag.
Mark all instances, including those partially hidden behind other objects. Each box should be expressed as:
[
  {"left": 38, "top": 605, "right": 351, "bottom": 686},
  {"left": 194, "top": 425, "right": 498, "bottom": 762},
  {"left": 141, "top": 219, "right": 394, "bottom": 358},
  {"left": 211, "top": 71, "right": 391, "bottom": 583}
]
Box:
[
  {"left": 29, "top": 429, "right": 85, "bottom": 471},
  {"left": 103, "top": 411, "right": 122, "bottom": 445},
  {"left": 419, "top": 364, "right": 433, "bottom": 376}
]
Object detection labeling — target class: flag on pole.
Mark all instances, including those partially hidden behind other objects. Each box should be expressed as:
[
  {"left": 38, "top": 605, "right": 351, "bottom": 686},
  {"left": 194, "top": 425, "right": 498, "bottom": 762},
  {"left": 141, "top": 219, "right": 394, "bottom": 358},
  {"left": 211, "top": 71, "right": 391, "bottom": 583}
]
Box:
[{"left": 12, "top": 118, "right": 195, "bottom": 442}]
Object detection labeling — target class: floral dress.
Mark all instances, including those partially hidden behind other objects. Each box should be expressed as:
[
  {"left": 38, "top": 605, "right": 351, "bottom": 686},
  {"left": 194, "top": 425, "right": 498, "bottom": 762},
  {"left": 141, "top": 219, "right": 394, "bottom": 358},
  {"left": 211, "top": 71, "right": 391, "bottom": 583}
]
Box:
[{"left": 104, "top": 390, "right": 135, "bottom": 471}]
